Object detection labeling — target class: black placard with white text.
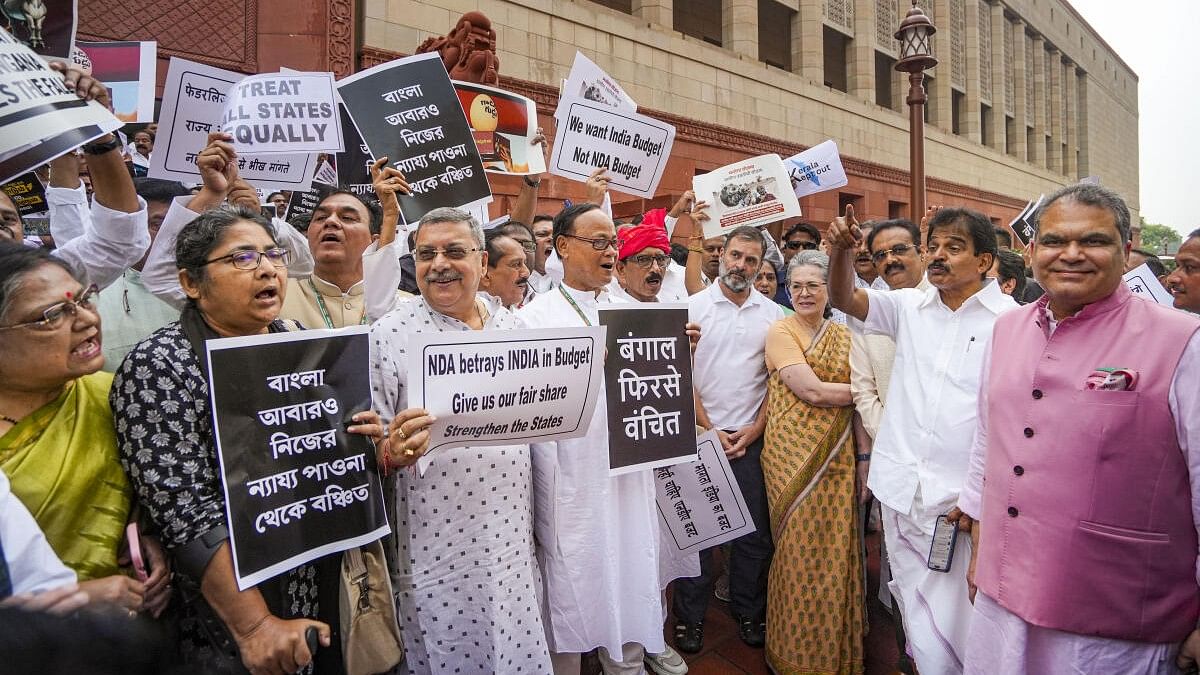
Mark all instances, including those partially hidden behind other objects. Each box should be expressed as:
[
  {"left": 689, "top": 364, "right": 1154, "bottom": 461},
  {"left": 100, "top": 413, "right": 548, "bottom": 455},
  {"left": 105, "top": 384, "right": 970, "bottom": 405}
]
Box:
[
  {"left": 336, "top": 53, "right": 491, "bottom": 222},
  {"left": 206, "top": 326, "right": 389, "bottom": 590},
  {"left": 598, "top": 304, "right": 698, "bottom": 474}
]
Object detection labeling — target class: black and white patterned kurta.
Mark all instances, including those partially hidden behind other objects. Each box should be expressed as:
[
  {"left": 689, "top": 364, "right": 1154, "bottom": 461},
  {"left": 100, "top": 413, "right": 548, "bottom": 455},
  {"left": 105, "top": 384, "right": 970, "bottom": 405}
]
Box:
[
  {"left": 370, "top": 297, "right": 551, "bottom": 674},
  {"left": 111, "top": 322, "right": 322, "bottom": 667}
]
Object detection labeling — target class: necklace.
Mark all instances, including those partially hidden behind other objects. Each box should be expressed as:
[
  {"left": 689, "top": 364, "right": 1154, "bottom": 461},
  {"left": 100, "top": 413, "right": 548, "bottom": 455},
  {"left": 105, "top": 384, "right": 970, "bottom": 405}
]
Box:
[
  {"left": 558, "top": 286, "right": 593, "bottom": 326},
  {"left": 309, "top": 279, "right": 368, "bottom": 328}
]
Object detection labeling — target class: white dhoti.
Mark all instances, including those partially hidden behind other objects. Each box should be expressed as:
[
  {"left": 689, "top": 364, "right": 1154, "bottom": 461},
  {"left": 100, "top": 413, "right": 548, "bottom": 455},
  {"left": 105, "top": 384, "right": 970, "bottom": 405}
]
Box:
[
  {"left": 964, "top": 592, "right": 1178, "bottom": 675},
  {"left": 882, "top": 490, "right": 974, "bottom": 675}
]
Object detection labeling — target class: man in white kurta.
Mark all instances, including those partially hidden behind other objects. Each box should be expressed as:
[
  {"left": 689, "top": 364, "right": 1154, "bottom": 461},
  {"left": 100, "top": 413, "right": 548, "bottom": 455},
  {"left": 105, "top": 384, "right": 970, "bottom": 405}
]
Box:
[
  {"left": 519, "top": 204, "right": 668, "bottom": 674},
  {"left": 370, "top": 208, "right": 551, "bottom": 674},
  {"left": 829, "top": 207, "right": 1016, "bottom": 675}
]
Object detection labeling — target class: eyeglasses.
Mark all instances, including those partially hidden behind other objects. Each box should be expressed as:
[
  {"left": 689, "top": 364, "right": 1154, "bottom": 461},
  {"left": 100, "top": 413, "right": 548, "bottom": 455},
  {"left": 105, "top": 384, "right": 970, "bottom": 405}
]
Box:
[
  {"left": 784, "top": 240, "right": 818, "bottom": 251},
  {"left": 414, "top": 246, "right": 481, "bottom": 262},
  {"left": 870, "top": 244, "right": 917, "bottom": 264},
  {"left": 0, "top": 284, "right": 99, "bottom": 332},
  {"left": 562, "top": 234, "right": 622, "bottom": 251},
  {"left": 789, "top": 282, "right": 826, "bottom": 295},
  {"left": 204, "top": 248, "right": 291, "bottom": 270},
  {"left": 625, "top": 253, "right": 670, "bottom": 269}
]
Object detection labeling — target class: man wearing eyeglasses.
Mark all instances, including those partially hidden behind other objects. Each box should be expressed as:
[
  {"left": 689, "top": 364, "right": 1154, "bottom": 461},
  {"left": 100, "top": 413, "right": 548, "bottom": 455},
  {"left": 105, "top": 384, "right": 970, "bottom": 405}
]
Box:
[
  {"left": 830, "top": 205, "right": 1015, "bottom": 675},
  {"left": 519, "top": 203, "right": 676, "bottom": 675},
  {"left": 612, "top": 223, "right": 687, "bottom": 303},
  {"left": 369, "top": 207, "right": 553, "bottom": 674}
]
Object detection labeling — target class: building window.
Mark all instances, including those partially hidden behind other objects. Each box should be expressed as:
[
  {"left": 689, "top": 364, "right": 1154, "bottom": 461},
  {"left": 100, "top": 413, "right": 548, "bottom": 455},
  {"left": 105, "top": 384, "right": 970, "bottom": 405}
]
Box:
[
  {"left": 759, "top": 0, "right": 793, "bottom": 70},
  {"left": 839, "top": 192, "right": 863, "bottom": 216},
  {"left": 823, "top": 26, "right": 849, "bottom": 92},
  {"left": 588, "top": 0, "right": 632, "bottom": 14},
  {"left": 952, "top": 90, "right": 966, "bottom": 136},
  {"left": 888, "top": 200, "right": 907, "bottom": 220},
  {"left": 875, "top": 52, "right": 896, "bottom": 110},
  {"left": 675, "top": 0, "right": 723, "bottom": 47},
  {"left": 981, "top": 103, "right": 993, "bottom": 147},
  {"left": 1005, "top": 115, "right": 1016, "bottom": 157}
]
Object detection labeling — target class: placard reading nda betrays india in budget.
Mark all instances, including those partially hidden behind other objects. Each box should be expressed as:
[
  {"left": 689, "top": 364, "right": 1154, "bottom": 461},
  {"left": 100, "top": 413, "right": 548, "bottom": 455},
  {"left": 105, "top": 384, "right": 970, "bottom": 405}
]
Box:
[
  {"left": 407, "top": 326, "right": 606, "bottom": 476},
  {"left": 549, "top": 95, "right": 675, "bottom": 199}
]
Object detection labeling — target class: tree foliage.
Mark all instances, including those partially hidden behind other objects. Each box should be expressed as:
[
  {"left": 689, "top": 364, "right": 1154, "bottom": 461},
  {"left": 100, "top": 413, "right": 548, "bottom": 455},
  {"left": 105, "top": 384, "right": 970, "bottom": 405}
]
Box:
[{"left": 1139, "top": 219, "right": 1182, "bottom": 254}]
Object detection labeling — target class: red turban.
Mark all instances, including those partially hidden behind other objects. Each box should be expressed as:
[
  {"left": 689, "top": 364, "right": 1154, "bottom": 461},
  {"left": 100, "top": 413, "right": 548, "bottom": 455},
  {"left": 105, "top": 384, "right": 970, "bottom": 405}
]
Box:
[
  {"left": 640, "top": 207, "right": 667, "bottom": 230},
  {"left": 619, "top": 223, "right": 671, "bottom": 261}
]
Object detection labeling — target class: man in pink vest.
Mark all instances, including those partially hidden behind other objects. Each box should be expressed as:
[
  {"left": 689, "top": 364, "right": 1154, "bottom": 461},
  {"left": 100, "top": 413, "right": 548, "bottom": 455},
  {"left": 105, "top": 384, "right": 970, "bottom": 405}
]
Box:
[{"left": 956, "top": 184, "right": 1200, "bottom": 673}]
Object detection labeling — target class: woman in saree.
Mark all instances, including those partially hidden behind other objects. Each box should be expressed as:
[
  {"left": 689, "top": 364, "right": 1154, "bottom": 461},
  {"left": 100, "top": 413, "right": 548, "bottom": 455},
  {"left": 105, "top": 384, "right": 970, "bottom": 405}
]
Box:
[
  {"left": 761, "top": 250, "right": 864, "bottom": 675},
  {"left": 0, "top": 244, "right": 171, "bottom": 615}
]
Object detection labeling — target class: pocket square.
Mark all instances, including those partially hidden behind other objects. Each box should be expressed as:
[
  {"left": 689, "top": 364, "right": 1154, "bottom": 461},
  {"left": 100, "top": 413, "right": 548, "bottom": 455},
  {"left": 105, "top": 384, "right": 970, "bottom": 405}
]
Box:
[{"left": 1084, "top": 367, "right": 1138, "bottom": 391}]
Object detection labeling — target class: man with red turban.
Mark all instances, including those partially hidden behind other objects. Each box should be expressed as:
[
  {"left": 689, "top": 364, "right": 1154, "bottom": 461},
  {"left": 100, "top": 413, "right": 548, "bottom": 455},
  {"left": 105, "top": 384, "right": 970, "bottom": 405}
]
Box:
[{"left": 613, "top": 221, "right": 688, "bottom": 302}]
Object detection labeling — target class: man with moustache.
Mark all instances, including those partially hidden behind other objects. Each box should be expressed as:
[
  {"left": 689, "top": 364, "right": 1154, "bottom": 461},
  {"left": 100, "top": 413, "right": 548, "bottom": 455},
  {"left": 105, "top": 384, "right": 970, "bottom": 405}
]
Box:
[
  {"left": 519, "top": 203, "right": 673, "bottom": 674},
  {"left": 369, "top": 207, "right": 552, "bottom": 674},
  {"left": 479, "top": 229, "right": 531, "bottom": 308},
  {"left": 1165, "top": 229, "right": 1200, "bottom": 314},
  {"left": 830, "top": 205, "right": 1016, "bottom": 675},
  {"left": 612, "top": 223, "right": 687, "bottom": 303},
  {"left": 955, "top": 184, "right": 1200, "bottom": 674},
  {"left": 675, "top": 226, "right": 783, "bottom": 653}
]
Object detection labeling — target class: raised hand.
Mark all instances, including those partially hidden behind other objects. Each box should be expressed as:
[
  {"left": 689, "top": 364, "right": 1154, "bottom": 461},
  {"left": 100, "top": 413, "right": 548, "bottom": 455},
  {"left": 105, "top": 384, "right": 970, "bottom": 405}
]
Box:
[{"left": 827, "top": 203, "right": 863, "bottom": 251}]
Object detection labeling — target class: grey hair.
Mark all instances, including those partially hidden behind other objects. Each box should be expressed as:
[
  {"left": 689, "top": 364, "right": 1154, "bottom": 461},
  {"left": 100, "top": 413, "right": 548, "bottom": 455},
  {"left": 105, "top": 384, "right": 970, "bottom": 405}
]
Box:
[
  {"left": 417, "top": 207, "right": 483, "bottom": 248},
  {"left": 1034, "top": 183, "right": 1132, "bottom": 245},
  {"left": 786, "top": 249, "right": 830, "bottom": 282}
]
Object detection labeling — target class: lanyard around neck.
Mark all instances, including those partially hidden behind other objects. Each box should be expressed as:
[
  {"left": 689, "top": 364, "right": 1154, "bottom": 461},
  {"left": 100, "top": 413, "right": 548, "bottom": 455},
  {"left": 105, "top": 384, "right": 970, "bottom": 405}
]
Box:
[
  {"left": 558, "top": 285, "right": 593, "bottom": 326},
  {"left": 309, "top": 279, "right": 367, "bottom": 328}
]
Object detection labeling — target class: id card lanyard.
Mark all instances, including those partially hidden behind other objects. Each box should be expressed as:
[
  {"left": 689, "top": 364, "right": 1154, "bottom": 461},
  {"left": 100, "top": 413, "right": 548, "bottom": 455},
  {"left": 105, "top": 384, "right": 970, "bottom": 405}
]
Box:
[
  {"left": 309, "top": 279, "right": 368, "bottom": 328},
  {"left": 558, "top": 286, "right": 593, "bottom": 326}
]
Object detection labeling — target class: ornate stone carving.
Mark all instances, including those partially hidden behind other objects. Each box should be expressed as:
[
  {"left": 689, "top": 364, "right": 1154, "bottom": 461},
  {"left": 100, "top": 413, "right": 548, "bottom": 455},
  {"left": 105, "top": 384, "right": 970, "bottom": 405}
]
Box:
[
  {"left": 876, "top": 0, "right": 898, "bottom": 56},
  {"left": 824, "top": 0, "right": 854, "bottom": 37},
  {"left": 979, "top": 2, "right": 991, "bottom": 104},
  {"left": 78, "top": 0, "right": 257, "bottom": 73},
  {"left": 414, "top": 11, "right": 500, "bottom": 85},
  {"left": 328, "top": 0, "right": 354, "bottom": 78},
  {"left": 1004, "top": 18, "right": 1015, "bottom": 115},
  {"left": 950, "top": 0, "right": 965, "bottom": 91}
]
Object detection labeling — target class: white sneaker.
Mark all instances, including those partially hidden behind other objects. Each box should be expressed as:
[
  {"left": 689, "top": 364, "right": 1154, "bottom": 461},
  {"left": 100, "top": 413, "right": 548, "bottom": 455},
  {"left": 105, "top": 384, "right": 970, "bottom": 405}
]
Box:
[{"left": 645, "top": 644, "right": 689, "bottom": 675}]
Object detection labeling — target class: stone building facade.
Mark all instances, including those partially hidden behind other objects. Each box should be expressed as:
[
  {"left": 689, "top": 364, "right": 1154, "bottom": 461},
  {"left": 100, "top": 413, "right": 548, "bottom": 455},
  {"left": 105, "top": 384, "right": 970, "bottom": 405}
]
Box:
[{"left": 77, "top": 0, "right": 1139, "bottom": 232}]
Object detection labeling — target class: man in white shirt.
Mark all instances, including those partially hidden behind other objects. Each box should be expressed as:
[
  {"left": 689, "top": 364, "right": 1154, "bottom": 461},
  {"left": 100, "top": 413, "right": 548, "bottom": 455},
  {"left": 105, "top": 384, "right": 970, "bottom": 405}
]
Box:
[
  {"left": 519, "top": 203, "right": 669, "bottom": 675},
  {"left": 0, "top": 470, "right": 81, "bottom": 608},
  {"left": 528, "top": 213, "right": 556, "bottom": 293},
  {"left": 829, "top": 205, "right": 1016, "bottom": 675},
  {"left": 674, "top": 226, "right": 783, "bottom": 653}
]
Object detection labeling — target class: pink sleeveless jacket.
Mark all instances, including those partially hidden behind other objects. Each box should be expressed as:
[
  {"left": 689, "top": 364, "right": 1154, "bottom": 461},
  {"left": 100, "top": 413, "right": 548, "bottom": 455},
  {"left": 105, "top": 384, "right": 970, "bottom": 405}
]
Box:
[{"left": 977, "top": 284, "right": 1200, "bottom": 642}]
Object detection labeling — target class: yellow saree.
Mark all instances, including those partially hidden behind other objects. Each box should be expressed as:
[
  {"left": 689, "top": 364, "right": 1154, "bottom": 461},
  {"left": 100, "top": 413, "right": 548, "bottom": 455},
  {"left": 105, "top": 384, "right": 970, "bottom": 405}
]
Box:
[
  {"left": 761, "top": 318, "right": 864, "bottom": 675},
  {"left": 0, "top": 372, "right": 130, "bottom": 581}
]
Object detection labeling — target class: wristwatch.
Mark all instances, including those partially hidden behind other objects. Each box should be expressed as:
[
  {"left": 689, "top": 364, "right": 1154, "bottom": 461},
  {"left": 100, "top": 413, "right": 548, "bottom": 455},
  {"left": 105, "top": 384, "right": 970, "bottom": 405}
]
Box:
[{"left": 81, "top": 135, "right": 122, "bottom": 155}]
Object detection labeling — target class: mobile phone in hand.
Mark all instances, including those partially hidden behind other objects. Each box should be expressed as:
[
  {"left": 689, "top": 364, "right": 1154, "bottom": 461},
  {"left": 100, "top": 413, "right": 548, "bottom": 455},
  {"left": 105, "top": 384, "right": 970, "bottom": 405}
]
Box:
[
  {"left": 928, "top": 514, "right": 958, "bottom": 573},
  {"left": 126, "top": 522, "right": 149, "bottom": 582}
]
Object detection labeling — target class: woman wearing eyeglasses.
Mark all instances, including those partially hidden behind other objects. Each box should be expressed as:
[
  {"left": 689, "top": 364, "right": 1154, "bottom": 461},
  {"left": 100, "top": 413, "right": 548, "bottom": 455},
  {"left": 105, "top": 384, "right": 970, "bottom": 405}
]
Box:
[
  {"left": 760, "top": 250, "right": 865, "bottom": 675},
  {"left": 111, "top": 207, "right": 384, "bottom": 674},
  {"left": 0, "top": 244, "right": 171, "bottom": 617}
]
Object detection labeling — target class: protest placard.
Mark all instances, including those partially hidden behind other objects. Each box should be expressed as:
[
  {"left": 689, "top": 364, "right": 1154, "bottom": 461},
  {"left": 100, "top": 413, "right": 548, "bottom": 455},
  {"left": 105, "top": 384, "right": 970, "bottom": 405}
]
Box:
[
  {"left": 75, "top": 40, "right": 156, "bottom": 122},
  {"left": 598, "top": 304, "right": 697, "bottom": 475},
  {"left": 1123, "top": 263, "right": 1175, "bottom": 306},
  {"left": 150, "top": 57, "right": 317, "bottom": 191},
  {"left": 220, "top": 72, "right": 342, "bottom": 155},
  {"left": 1, "top": 171, "right": 48, "bottom": 216},
  {"left": 206, "top": 325, "right": 389, "bottom": 590},
  {"left": 3, "top": 0, "right": 75, "bottom": 59},
  {"left": 337, "top": 53, "right": 491, "bottom": 223},
  {"left": 784, "top": 140, "right": 849, "bottom": 199},
  {"left": 1009, "top": 194, "right": 1043, "bottom": 248},
  {"left": 549, "top": 96, "right": 675, "bottom": 199},
  {"left": 655, "top": 430, "right": 756, "bottom": 554},
  {"left": 561, "top": 52, "right": 636, "bottom": 112},
  {"left": 283, "top": 188, "right": 323, "bottom": 222},
  {"left": 454, "top": 80, "right": 545, "bottom": 175},
  {"left": 692, "top": 154, "right": 803, "bottom": 239},
  {"left": 0, "top": 28, "right": 122, "bottom": 184},
  {"left": 407, "top": 326, "right": 606, "bottom": 475}
]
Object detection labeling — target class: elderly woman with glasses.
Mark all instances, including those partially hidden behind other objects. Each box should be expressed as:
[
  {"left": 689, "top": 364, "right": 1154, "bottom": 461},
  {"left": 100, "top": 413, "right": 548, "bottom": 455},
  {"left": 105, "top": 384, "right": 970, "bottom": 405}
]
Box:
[
  {"left": 110, "top": 207, "right": 384, "bottom": 674},
  {"left": 760, "top": 250, "right": 864, "bottom": 675},
  {"left": 0, "top": 244, "right": 171, "bottom": 616}
]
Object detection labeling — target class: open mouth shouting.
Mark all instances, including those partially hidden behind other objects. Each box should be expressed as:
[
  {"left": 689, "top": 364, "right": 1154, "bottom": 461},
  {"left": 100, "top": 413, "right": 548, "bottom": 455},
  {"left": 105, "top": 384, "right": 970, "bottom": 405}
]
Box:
[{"left": 71, "top": 331, "right": 102, "bottom": 361}]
